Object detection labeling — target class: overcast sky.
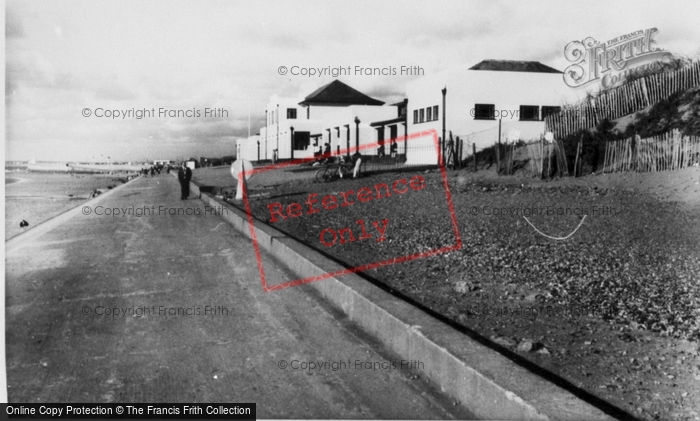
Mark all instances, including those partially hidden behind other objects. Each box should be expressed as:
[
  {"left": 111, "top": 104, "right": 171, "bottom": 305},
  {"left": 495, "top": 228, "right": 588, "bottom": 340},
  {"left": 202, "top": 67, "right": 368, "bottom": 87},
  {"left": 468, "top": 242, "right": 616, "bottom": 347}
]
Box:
[{"left": 5, "top": 0, "right": 700, "bottom": 162}]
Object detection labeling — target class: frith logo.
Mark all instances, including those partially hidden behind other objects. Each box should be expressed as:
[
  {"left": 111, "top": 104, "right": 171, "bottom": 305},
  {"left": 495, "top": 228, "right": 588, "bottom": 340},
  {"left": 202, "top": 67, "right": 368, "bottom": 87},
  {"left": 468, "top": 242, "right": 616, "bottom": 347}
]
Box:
[{"left": 563, "top": 28, "right": 672, "bottom": 89}]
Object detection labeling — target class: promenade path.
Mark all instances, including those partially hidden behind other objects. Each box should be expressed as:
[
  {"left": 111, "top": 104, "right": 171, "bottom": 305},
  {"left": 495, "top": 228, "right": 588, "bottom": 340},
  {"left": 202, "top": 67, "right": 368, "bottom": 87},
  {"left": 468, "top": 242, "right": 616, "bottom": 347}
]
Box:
[{"left": 5, "top": 175, "right": 472, "bottom": 419}]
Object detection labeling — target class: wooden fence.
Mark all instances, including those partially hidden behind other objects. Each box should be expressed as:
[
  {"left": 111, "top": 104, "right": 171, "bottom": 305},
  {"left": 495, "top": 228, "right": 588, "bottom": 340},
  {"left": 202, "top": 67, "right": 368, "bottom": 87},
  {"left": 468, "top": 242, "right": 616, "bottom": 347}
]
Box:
[
  {"left": 545, "top": 61, "right": 700, "bottom": 138},
  {"left": 603, "top": 129, "right": 700, "bottom": 173},
  {"left": 520, "top": 139, "right": 569, "bottom": 178}
]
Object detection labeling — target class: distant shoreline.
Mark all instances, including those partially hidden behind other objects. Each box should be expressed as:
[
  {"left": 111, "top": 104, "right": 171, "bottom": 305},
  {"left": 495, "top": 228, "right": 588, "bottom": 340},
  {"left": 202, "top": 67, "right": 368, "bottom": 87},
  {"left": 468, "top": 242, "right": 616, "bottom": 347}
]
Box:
[{"left": 5, "top": 172, "right": 137, "bottom": 241}]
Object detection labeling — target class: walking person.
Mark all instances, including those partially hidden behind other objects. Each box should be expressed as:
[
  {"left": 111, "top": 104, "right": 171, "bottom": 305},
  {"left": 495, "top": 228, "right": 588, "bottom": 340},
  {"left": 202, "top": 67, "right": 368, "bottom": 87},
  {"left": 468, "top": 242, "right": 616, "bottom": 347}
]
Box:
[{"left": 178, "top": 162, "right": 192, "bottom": 200}]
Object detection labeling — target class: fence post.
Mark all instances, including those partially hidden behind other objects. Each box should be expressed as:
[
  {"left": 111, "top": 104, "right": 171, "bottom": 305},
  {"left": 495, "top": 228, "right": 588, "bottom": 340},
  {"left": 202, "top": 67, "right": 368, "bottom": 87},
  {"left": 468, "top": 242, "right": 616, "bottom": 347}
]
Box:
[
  {"left": 457, "top": 137, "right": 463, "bottom": 170},
  {"left": 473, "top": 143, "right": 477, "bottom": 173},
  {"left": 495, "top": 141, "right": 501, "bottom": 175},
  {"left": 573, "top": 139, "right": 580, "bottom": 177},
  {"left": 496, "top": 119, "right": 502, "bottom": 175}
]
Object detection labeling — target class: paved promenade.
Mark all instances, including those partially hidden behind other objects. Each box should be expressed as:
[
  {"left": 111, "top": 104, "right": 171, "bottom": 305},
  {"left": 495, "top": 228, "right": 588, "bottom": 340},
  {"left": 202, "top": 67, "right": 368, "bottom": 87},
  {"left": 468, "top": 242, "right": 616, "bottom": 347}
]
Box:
[{"left": 5, "top": 175, "right": 472, "bottom": 419}]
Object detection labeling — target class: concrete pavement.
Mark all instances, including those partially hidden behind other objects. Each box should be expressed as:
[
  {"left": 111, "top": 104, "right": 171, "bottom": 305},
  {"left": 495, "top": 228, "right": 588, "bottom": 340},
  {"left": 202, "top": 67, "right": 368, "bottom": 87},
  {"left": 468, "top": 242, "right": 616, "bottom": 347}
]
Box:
[{"left": 5, "top": 175, "right": 473, "bottom": 419}]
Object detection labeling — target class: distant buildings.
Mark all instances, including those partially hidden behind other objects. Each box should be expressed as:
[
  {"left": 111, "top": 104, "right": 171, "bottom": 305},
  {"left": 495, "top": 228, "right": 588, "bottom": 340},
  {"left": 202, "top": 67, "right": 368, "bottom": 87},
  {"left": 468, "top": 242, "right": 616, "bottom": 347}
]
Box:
[
  {"left": 153, "top": 160, "right": 174, "bottom": 166},
  {"left": 238, "top": 60, "right": 580, "bottom": 164}
]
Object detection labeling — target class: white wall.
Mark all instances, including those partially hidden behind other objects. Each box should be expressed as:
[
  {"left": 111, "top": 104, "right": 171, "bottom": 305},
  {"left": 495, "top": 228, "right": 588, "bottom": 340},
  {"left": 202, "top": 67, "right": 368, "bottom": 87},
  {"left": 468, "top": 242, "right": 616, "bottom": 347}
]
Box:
[
  {"left": 405, "top": 67, "right": 581, "bottom": 164},
  {"left": 307, "top": 105, "right": 398, "bottom": 156},
  {"left": 238, "top": 135, "right": 260, "bottom": 161},
  {"left": 405, "top": 71, "right": 448, "bottom": 164}
]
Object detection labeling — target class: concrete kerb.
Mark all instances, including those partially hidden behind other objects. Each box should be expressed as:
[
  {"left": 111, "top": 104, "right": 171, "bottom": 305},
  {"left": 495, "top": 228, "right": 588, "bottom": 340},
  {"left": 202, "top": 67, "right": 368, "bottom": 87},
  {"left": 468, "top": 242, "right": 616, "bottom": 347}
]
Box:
[
  {"left": 5, "top": 177, "right": 139, "bottom": 254},
  {"left": 188, "top": 176, "right": 616, "bottom": 420}
]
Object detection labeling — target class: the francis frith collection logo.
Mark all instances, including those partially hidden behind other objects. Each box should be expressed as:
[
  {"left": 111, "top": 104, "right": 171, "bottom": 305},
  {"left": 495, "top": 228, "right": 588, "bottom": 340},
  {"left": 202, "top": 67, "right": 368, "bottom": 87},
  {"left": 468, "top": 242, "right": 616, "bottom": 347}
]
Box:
[{"left": 563, "top": 28, "right": 672, "bottom": 89}]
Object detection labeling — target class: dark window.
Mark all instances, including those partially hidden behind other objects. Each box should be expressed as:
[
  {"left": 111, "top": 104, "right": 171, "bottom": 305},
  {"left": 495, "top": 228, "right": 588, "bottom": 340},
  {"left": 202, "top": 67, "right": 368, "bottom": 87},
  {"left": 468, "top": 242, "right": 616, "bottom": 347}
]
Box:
[
  {"left": 419, "top": 109, "right": 425, "bottom": 123},
  {"left": 293, "top": 131, "right": 310, "bottom": 150},
  {"left": 426, "top": 107, "right": 432, "bottom": 121},
  {"left": 474, "top": 104, "right": 495, "bottom": 120},
  {"left": 541, "top": 106, "right": 562, "bottom": 120},
  {"left": 413, "top": 110, "right": 418, "bottom": 124},
  {"left": 287, "top": 108, "right": 297, "bottom": 119},
  {"left": 520, "top": 105, "right": 540, "bottom": 121},
  {"left": 433, "top": 105, "right": 439, "bottom": 120}
]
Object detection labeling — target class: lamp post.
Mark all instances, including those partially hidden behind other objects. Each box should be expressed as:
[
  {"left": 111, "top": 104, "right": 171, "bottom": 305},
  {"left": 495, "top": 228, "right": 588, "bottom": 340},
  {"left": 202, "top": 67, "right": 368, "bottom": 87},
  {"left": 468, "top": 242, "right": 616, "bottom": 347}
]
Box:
[
  {"left": 441, "top": 87, "right": 447, "bottom": 166},
  {"left": 345, "top": 124, "right": 350, "bottom": 158},
  {"left": 290, "top": 126, "right": 295, "bottom": 160},
  {"left": 354, "top": 117, "right": 360, "bottom": 153},
  {"left": 326, "top": 128, "right": 331, "bottom": 156},
  {"left": 403, "top": 98, "right": 408, "bottom": 159}
]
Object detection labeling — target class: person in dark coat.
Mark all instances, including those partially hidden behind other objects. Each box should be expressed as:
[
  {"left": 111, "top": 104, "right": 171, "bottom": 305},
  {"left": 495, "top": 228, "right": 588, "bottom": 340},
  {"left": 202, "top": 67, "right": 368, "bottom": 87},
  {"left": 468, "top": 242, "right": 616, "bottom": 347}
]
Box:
[{"left": 178, "top": 163, "right": 192, "bottom": 200}]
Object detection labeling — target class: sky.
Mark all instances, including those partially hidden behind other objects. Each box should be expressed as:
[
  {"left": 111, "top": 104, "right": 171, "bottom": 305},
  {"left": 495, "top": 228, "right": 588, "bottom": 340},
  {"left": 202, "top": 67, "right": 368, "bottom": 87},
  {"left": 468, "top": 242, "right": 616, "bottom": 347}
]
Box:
[{"left": 5, "top": 0, "right": 700, "bottom": 162}]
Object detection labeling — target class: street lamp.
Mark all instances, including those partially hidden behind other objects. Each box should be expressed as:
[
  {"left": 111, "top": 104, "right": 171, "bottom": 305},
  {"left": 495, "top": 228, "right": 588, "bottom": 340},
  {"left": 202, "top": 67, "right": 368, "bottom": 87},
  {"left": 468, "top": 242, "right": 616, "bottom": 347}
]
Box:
[
  {"left": 345, "top": 124, "right": 350, "bottom": 158},
  {"left": 441, "top": 87, "right": 447, "bottom": 166},
  {"left": 290, "top": 126, "right": 295, "bottom": 161}
]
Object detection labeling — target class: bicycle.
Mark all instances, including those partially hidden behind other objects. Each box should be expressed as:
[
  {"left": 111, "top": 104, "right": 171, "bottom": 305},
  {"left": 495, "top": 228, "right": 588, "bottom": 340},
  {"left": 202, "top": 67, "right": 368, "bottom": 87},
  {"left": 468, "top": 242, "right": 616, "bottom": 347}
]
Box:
[{"left": 315, "top": 157, "right": 355, "bottom": 183}]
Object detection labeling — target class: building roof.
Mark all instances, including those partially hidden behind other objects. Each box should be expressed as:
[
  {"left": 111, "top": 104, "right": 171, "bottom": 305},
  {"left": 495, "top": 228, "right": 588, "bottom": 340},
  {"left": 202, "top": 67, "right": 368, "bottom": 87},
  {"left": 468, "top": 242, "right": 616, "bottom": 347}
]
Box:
[
  {"left": 299, "top": 80, "right": 385, "bottom": 106},
  {"left": 369, "top": 116, "right": 405, "bottom": 127},
  {"left": 469, "top": 60, "right": 562, "bottom": 74}
]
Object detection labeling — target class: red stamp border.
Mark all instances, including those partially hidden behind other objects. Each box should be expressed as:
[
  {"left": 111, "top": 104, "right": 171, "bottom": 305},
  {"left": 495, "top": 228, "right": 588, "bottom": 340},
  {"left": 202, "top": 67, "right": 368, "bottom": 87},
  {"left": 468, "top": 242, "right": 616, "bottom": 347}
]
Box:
[{"left": 239, "top": 129, "right": 462, "bottom": 292}]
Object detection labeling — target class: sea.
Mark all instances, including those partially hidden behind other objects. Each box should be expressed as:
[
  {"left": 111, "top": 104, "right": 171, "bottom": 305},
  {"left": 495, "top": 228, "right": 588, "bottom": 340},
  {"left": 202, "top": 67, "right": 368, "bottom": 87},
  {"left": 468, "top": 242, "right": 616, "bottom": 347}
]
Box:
[{"left": 5, "top": 171, "right": 127, "bottom": 240}]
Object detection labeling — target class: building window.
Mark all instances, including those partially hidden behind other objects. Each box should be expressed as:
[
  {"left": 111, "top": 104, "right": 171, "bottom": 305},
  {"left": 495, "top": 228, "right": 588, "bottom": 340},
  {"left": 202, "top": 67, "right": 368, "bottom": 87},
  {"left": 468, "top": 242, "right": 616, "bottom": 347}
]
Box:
[
  {"left": 413, "top": 110, "right": 418, "bottom": 124},
  {"left": 433, "top": 105, "right": 439, "bottom": 121},
  {"left": 541, "top": 106, "right": 562, "bottom": 120},
  {"left": 419, "top": 109, "right": 425, "bottom": 123},
  {"left": 519, "top": 105, "right": 540, "bottom": 121},
  {"left": 474, "top": 104, "right": 495, "bottom": 120},
  {"left": 287, "top": 108, "right": 297, "bottom": 119},
  {"left": 293, "top": 131, "right": 310, "bottom": 150},
  {"left": 426, "top": 107, "right": 432, "bottom": 121}
]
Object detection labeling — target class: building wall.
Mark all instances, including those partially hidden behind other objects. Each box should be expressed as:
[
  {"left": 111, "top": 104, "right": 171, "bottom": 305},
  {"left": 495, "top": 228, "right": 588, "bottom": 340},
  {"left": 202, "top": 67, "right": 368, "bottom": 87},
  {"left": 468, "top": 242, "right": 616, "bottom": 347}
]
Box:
[
  {"left": 309, "top": 105, "right": 397, "bottom": 156},
  {"left": 239, "top": 96, "right": 398, "bottom": 161},
  {"left": 405, "top": 71, "right": 448, "bottom": 164},
  {"left": 405, "top": 67, "right": 581, "bottom": 164},
  {"left": 237, "top": 135, "right": 260, "bottom": 162}
]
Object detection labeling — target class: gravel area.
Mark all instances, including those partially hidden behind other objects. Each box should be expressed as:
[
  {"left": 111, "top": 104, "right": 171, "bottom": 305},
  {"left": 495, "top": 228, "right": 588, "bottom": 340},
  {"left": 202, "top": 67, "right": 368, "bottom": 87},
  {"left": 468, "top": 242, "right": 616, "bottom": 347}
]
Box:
[{"left": 196, "top": 164, "right": 700, "bottom": 421}]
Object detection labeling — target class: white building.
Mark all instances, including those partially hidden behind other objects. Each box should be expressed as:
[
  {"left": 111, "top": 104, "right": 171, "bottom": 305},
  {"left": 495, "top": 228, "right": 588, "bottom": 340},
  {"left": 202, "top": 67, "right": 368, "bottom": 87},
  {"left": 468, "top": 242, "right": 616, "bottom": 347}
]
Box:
[
  {"left": 404, "top": 60, "right": 582, "bottom": 164},
  {"left": 239, "top": 80, "right": 401, "bottom": 161}
]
